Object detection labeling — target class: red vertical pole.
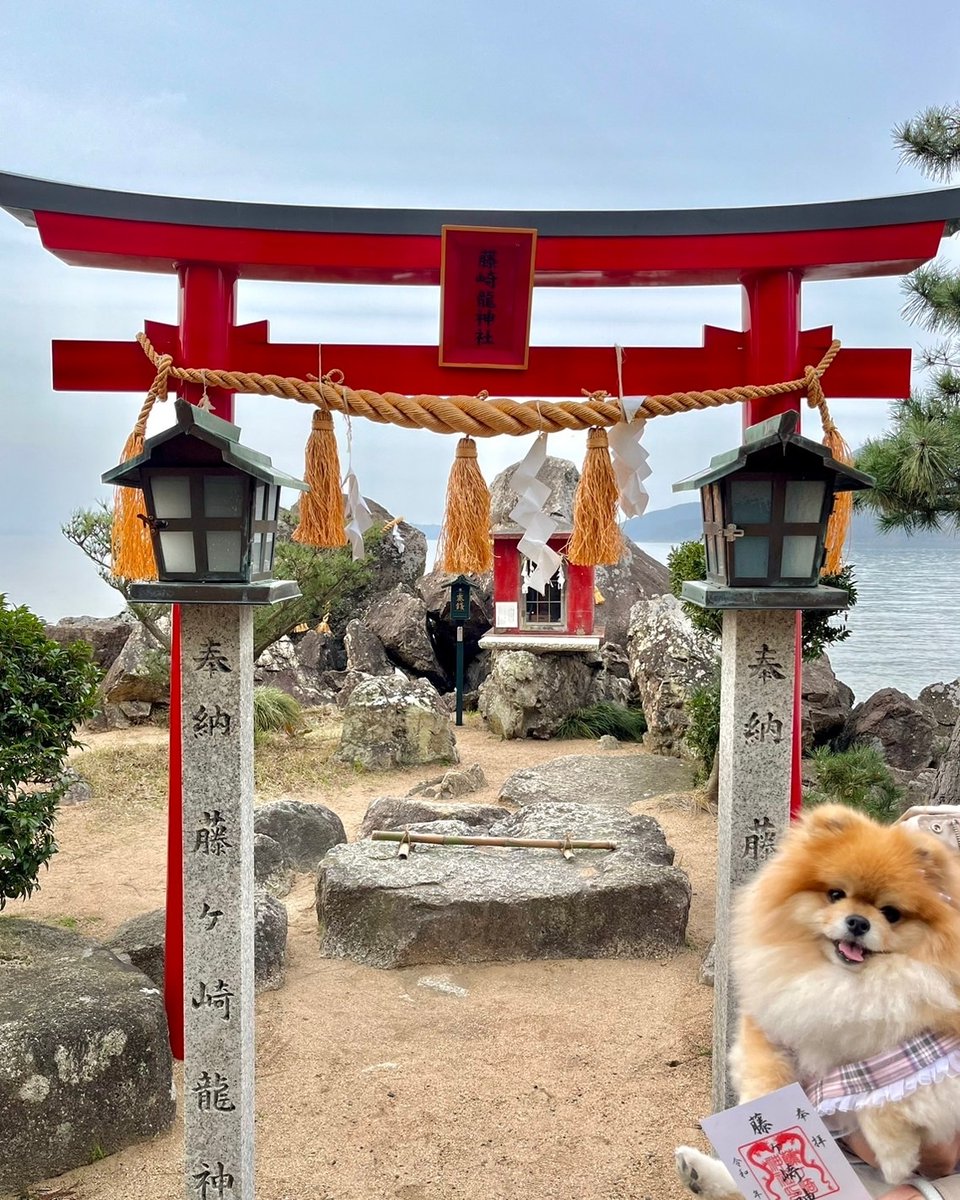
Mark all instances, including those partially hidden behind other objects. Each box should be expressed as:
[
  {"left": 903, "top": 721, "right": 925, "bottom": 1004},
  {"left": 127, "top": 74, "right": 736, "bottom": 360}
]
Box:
[
  {"left": 164, "top": 264, "right": 238, "bottom": 1059},
  {"left": 741, "top": 271, "right": 805, "bottom": 821}
]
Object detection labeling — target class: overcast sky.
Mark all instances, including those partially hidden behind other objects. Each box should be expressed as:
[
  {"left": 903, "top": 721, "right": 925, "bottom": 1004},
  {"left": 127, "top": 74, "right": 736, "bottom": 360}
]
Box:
[{"left": 2, "top": 1, "right": 958, "bottom": 620}]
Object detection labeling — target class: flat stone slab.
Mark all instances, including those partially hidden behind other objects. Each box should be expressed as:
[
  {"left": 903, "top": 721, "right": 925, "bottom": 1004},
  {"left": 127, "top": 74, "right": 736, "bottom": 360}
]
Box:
[
  {"left": 498, "top": 752, "right": 695, "bottom": 808},
  {"left": 316, "top": 802, "right": 690, "bottom": 968}
]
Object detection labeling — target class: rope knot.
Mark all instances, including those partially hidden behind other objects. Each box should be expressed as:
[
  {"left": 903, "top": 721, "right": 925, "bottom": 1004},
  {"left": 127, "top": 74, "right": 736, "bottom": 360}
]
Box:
[
  {"left": 581, "top": 389, "right": 610, "bottom": 402},
  {"left": 455, "top": 436, "right": 478, "bottom": 460},
  {"left": 322, "top": 369, "right": 345, "bottom": 386},
  {"left": 586, "top": 427, "right": 609, "bottom": 450},
  {"left": 312, "top": 408, "right": 333, "bottom": 432}
]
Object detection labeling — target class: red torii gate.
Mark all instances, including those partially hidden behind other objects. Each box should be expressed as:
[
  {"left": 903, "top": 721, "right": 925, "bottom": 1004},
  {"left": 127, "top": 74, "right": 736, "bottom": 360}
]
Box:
[{"left": 3, "top": 171, "right": 958, "bottom": 1060}]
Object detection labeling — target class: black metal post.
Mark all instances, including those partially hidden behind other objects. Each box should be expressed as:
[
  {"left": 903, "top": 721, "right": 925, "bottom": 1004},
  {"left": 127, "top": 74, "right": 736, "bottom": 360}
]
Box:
[{"left": 455, "top": 625, "right": 464, "bottom": 726}]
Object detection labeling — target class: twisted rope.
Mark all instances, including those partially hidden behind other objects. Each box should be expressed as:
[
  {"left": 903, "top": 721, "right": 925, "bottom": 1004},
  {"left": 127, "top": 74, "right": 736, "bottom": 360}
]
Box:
[{"left": 136, "top": 333, "right": 842, "bottom": 437}]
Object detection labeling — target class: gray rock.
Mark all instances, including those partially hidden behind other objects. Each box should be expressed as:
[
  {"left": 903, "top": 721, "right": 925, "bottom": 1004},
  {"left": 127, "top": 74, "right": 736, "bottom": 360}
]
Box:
[
  {"left": 253, "top": 891, "right": 288, "bottom": 991},
  {"left": 585, "top": 643, "right": 633, "bottom": 707},
  {"left": 334, "top": 675, "right": 458, "bottom": 770},
  {"left": 254, "top": 799, "right": 346, "bottom": 872},
  {"left": 118, "top": 699, "right": 152, "bottom": 723},
  {"left": 365, "top": 501, "right": 428, "bottom": 590},
  {"left": 104, "top": 895, "right": 288, "bottom": 994},
  {"left": 99, "top": 616, "right": 171, "bottom": 706},
  {"left": 358, "top": 796, "right": 507, "bottom": 839},
  {"left": 407, "top": 762, "right": 487, "bottom": 800},
  {"left": 254, "top": 832, "right": 294, "bottom": 898},
  {"left": 343, "top": 620, "right": 393, "bottom": 676},
  {"left": 802, "top": 655, "right": 855, "bottom": 751},
  {"left": 320, "top": 668, "right": 379, "bottom": 709},
  {"left": 499, "top": 752, "right": 694, "bottom": 808},
  {"left": 931, "top": 717, "right": 960, "bottom": 805},
  {"left": 699, "top": 940, "right": 716, "bottom": 987},
  {"left": 43, "top": 614, "right": 134, "bottom": 672},
  {"left": 317, "top": 802, "right": 690, "bottom": 968},
  {"left": 845, "top": 688, "right": 938, "bottom": 772},
  {"left": 0, "top": 917, "right": 175, "bottom": 1195},
  {"left": 364, "top": 584, "right": 447, "bottom": 686},
  {"left": 477, "top": 649, "right": 595, "bottom": 739},
  {"left": 58, "top": 767, "right": 92, "bottom": 806},
  {"left": 489, "top": 455, "right": 580, "bottom": 532},
  {"left": 626, "top": 594, "right": 718, "bottom": 756},
  {"left": 919, "top": 679, "right": 960, "bottom": 754},
  {"left": 598, "top": 735, "right": 620, "bottom": 751},
  {"left": 595, "top": 540, "right": 671, "bottom": 649},
  {"left": 254, "top": 631, "right": 331, "bottom": 706}
]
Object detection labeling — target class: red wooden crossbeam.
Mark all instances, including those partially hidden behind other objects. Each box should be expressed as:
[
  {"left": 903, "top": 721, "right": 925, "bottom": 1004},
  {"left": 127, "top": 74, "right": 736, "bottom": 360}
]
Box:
[{"left": 52, "top": 322, "right": 910, "bottom": 403}]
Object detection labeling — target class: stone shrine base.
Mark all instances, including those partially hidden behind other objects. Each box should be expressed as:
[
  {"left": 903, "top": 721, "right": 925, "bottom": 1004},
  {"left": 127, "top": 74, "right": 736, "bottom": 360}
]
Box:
[{"left": 316, "top": 802, "right": 691, "bottom": 968}]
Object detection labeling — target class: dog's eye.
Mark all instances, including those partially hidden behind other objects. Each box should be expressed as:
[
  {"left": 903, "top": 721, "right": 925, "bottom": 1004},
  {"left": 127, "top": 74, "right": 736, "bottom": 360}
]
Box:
[
  {"left": 880, "top": 906, "right": 902, "bottom": 924},
  {"left": 827, "top": 889, "right": 846, "bottom": 903}
]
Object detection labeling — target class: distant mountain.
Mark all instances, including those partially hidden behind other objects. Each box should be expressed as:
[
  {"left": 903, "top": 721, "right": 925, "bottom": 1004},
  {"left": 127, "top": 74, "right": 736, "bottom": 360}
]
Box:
[{"left": 624, "top": 502, "right": 960, "bottom": 549}]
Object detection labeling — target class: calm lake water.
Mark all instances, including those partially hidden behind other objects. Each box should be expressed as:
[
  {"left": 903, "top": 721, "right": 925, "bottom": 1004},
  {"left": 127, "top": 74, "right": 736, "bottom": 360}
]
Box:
[{"left": 6, "top": 534, "right": 958, "bottom": 705}]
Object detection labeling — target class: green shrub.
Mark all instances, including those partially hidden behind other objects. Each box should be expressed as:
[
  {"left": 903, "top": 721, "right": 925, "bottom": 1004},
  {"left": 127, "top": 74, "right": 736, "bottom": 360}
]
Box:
[
  {"left": 0, "top": 596, "right": 101, "bottom": 906},
  {"left": 556, "top": 701, "right": 646, "bottom": 741},
  {"left": 803, "top": 744, "right": 903, "bottom": 824},
  {"left": 253, "top": 687, "right": 306, "bottom": 738},
  {"left": 686, "top": 672, "right": 721, "bottom": 782}
]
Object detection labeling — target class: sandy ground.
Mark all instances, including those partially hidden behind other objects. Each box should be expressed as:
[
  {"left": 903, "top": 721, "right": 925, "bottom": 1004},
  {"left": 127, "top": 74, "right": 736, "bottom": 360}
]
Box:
[{"left": 5, "top": 725, "right": 718, "bottom": 1200}]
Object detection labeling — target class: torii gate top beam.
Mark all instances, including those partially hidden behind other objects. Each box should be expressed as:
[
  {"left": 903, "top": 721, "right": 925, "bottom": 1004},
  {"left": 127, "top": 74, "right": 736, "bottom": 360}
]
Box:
[{"left": 1, "top": 171, "right": 958, "bottom": 285}]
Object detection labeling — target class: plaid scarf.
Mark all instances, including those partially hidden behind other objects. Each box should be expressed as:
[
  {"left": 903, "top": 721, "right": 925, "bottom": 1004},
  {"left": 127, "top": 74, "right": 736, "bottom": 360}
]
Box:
[{"left": 804, "top": 1032, "right": 960, "bottom": 1114}]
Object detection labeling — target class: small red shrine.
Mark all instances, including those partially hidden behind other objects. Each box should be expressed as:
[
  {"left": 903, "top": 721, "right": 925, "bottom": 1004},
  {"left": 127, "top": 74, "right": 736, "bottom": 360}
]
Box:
[{"left": 488, "top": 529, "right": 597, "bottom": 647}]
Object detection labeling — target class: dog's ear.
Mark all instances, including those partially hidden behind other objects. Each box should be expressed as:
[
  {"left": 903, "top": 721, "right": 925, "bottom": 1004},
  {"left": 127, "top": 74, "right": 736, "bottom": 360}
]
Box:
[{"left": 904, "top": 830, "right": 959, "bottom": 899}]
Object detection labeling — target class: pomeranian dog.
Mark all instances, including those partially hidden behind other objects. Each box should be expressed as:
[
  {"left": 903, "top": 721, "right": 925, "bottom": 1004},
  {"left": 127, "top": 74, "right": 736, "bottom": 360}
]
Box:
[{"left": 676, "top": 804, "right": 960, "bottom": 1197}]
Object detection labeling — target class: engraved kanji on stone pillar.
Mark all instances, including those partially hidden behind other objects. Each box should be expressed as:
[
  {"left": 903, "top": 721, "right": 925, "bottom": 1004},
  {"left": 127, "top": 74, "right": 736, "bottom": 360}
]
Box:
[
  {"left": 181, "top": 605, "right": 255, "bottom": 1200},
  {"left": 712, "top": 609, "right": 795, "bottom": 1112}
]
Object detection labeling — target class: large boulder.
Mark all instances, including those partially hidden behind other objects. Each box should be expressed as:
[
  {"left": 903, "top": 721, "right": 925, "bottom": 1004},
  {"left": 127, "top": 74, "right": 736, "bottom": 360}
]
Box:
[
  {"left": 930, "top": 717, "right": 960, "bottom": 805},
  {"left": 0, "top": 918, "right": 175, "bottom": 1195},
  {"left": 334, "top": 675, "right": 458, "bottom": 770},
  {"left": 358, "top": 795, "right": 505, "bottom": 839},
  {"left": 801, "top": 655, "right": 855, "bottom": 751},
  {"left": 488, "top": 455, "right": 579, "bottom": 531},
  {"left": 253, "top": 833, "right": 294, "bottom": 898},
  {"left": 363, "top": 584, "right": 447, "bottom": 687},
  {"left": 253, "top": 799, "right": 347, "bottom": 872},
  {"left": 343, "top": 620, "right": 393, "bottom": 676},
  {"left": 498, "top": 752, "right": 695, "bottom": 808},
  {"left": 254, "top": 630, "right": 336, "bottom": 706},
  {"left": 43, "top": 614, "right": 133, "bottom": 672},
  {"left": 845, "top": 688, "right": 938, "bottom": 772},
  {"left": 585, "top": 642, "right": 633, "bottom": 707},
  {"left": 316, "top": 802, "right": 690, "bottom": 968},
  {"left": 96, "top": 618, "right": 171, "bottom": 730},
  {"left": 365, "top": 500, "right": 428, "bottom": 590},
  {"left": 104, "top": 895, "right": 288, "bottom": 993},
  {"left": 417, "top": 569, "right": 493, "bottom": 681},
  {"left": 626, "top": 594, "right": 718, "bottom": 756},
  {"left": 918, "top": 679, "right": 960, "bottom": 755},
  {"left": 595, "top": 540, "right": 671, "bottom": 649},
  {"left": 477, "top": 649, "right": 595, "bottom": 739}
]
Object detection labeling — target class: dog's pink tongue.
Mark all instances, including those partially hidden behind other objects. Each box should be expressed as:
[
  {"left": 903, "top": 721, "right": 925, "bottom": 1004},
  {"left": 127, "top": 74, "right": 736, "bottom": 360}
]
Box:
[{"left": 839, "top": 940, "right": 865, "bottom": 963}]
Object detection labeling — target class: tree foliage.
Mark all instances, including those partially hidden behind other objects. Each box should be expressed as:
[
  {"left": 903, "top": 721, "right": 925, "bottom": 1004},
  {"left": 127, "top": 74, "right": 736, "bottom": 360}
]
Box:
[
  {"left": 666, "top": 540, "right": 857, "bottom": 661},
  {"left": 0, "top": 596, "right": 101, "bottom": 906},
  {"left": 855, "top": 103, "right": 960, "bottom": 533}
]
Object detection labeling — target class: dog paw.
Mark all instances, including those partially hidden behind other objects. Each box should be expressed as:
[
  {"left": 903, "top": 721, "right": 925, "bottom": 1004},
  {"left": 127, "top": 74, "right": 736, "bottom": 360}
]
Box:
[{"left": 675, "top": 1147, "right": 739, "bottom": 1200}]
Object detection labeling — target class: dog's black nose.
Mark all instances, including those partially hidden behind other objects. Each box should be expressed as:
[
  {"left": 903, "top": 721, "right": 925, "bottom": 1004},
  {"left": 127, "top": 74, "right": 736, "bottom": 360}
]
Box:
[{"left": 845, "top": 914, "right": 871, "bottom": 938}]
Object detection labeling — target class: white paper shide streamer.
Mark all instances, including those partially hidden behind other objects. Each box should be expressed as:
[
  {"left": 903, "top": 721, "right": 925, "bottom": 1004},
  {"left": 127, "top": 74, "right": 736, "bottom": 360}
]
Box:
[
  {"left": 508, "top": 433, "right": 563, "bottom": 595},
  {"left": 342, "top": 470, "right": 373, "bottom": 561},
  {"left": 608, "top": 395, "right": 651, "bottom": 519}
]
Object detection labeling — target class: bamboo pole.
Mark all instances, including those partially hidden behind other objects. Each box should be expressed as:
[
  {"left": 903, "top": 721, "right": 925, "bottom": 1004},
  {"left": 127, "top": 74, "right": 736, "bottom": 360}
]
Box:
[{"left": 371, "top": 831, "right": 617, "bottom": 851}]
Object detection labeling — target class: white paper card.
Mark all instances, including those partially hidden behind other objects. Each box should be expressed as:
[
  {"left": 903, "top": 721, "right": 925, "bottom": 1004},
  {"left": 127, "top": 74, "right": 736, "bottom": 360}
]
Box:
[
  {"left": 700, "top": 1084, "right": 871, "bottom": 1200},
  {"left": 495, "top": 602, "right": 518, "bottom": 628}
]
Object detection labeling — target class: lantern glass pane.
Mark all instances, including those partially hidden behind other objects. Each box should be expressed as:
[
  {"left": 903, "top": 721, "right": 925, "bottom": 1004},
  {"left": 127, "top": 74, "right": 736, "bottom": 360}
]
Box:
[
  {"left": 206, "top": 531, "right": 243, "bottom": 573},
  {"left": 255, "top": 483, "right": 266, "bottom": 520},
  {"left": 730, "top": 479, "right": 772, "bottom": 524},
  {"left": 263, "top": 533, "right": 275, "bottom": 573},
  {"left": 252, "top": 531, "right": 263, "bottom": 570},
  {"left": 158, "top": 531, "right": 196, "bottom": 574},
  {"left": 204, "top": 475, "right": 244, "bottom": 519},
  {"left": 785, "top": 480, "right": 826, "bottom": 523},
  {"left": 706, "top": 535, "right": 718, "bottom": 576},
  {"left": 781, "top": 535, "right": 819, "bottom": 578},
  {"left": 269, "top": 486, "right": 280, "bottom": 522},
  {"left": 151, "top": 475, "right": 191, "bottom": 519},
  {"left": 734, "top": 536, "right": 769, "bottom": 578}
]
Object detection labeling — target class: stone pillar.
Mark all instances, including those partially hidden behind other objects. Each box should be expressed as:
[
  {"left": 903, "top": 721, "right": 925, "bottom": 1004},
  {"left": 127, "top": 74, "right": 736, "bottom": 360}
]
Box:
[
  {"left": 180, "top": 604, "right": 255, "bottom": 1200},
  {"left": 712, "top": 608, "right": 795, "bottom": 1113}
]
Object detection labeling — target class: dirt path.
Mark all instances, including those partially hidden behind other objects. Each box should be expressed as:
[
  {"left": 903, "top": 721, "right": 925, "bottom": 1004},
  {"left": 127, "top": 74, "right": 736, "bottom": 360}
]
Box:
[{"left": 6, "top": 725, "right": 718, "bottom": 1200}]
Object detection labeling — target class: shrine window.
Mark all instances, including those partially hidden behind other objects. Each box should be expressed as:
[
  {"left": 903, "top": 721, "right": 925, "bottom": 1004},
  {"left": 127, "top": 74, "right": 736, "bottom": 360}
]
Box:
[{"left": 520, "top": 556, "right": 565, "bottom": 628}]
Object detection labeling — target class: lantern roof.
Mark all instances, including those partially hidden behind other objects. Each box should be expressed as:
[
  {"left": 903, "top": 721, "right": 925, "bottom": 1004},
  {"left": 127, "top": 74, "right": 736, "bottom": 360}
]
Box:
[
  {"left": 102, "top": 399, "right": 308, "bottom": 491},
  {"left": 671, "top": 410, "right": 874, "bottom": 494}
]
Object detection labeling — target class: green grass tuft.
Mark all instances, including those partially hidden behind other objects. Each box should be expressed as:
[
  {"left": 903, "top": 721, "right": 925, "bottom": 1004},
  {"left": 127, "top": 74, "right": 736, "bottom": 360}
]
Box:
[
  {"left": 556, "top": 701, "right": 647, "bottom": 742},
  {"left": 253, "top": 687, "right": 306, "bottom": 738}
]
